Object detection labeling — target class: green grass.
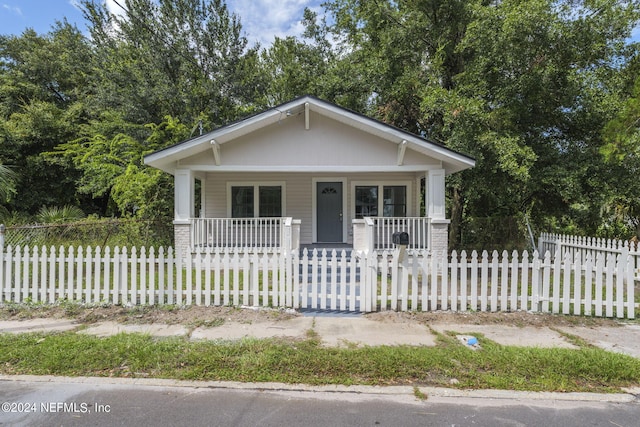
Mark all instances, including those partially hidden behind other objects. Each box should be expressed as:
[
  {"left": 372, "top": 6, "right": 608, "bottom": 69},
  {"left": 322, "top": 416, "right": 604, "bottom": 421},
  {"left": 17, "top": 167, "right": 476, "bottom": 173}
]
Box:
[{"left": 1, "top": 331, "right": 639, "bottom": 393}]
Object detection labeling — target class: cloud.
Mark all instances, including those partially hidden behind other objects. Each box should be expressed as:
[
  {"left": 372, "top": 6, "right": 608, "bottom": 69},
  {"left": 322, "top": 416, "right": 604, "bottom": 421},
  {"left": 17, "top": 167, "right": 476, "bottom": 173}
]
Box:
[
  {"left": 68, "top": 0, "right": 81, "bottom": 10},
  {"left": 105, "top": 0, "right": 128, "bottom": 18},
  {"left": 2, "top": 3, "right": 22, "bottom": 16},
  {"left": 630, "top": 25, "right": 640, "bottom": 43},
  {"left": 230, "top": 0, "right": 322, "bottom": 47},
  {"left": 66, "top": 0, "right": 125, "bottom": 18},
  {"left": 64, "top": 0, "right": 327, "bottom": 47}
]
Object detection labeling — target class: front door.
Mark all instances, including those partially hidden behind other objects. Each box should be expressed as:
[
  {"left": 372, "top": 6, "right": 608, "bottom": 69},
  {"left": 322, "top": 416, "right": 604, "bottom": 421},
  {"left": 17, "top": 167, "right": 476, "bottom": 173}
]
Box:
[{"left": 316, "top": 182, "right": 343, "bottom": 242}]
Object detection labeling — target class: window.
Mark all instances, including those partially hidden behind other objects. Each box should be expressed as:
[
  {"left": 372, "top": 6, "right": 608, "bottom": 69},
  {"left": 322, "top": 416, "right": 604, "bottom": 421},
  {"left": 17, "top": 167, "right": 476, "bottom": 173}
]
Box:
[
  {"left": 230, "top": 184, "right": 284, "bottom": 218},
  {"left": 383, "top": 186, "right": 406, "bottom": 217},
  {"left": 259, "top": 186, "right": 282, "bottom": 217},
  {"left": 355, "top": 186, "right": 378, "bottom": 218},
  {"left": 231, "top": 186, "right": 254, "bottom": 218},
  {"left": 355, "top": 184, "right": 407, "bottom": 218}
]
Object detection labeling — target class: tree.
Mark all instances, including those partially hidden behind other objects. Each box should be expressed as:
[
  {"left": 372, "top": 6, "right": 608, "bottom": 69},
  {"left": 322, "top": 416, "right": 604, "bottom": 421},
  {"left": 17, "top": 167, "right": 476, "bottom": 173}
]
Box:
[
  {"left": 80, "top": 0, "right": 255, "bottom": 127},
  {"left": 47, "top": 0, "right": 262, "bottom": 219},
  {"left": 0, "top": 23, "right": 93, "bottom": 216},
  {"left": 322, "top": 0, "right": 640, "bottom": 248},
  {"left": 601, "top": 74, "right": 640, "bottom": 238},
  {"left": 0, "top": 164, "right": 16, "bottom": 220},
  {"left": 51, "top": 114, "right": 187, "bottom": 220},
  {"left": 257, "top": 35, "right": 330, "bottom": 106},
  {"left": 0, "top": 164, "right": 15, "bottom": 202}
]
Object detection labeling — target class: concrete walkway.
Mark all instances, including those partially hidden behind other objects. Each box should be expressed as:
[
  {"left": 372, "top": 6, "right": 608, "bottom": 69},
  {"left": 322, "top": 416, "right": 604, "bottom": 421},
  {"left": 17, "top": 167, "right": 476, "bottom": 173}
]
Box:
[{"left": 2, "top": 315, "right": 640, "bottom": 358}]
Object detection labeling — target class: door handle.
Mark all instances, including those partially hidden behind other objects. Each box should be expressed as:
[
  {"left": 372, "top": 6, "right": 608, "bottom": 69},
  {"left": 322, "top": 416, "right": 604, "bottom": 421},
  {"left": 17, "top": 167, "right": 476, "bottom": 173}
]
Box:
[{"left": 339, "top": 212, "right": 343, "bottom": 222}]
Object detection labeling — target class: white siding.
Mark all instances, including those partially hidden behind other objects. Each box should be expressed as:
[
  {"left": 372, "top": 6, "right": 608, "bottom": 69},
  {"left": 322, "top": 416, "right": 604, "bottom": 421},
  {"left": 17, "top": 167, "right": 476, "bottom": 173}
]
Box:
[
  {"left": 203, "top": 172, "right": 423, "bottom": 245},
  {"left": 180, "top": 111, "right": 441, "bottom": 169}
]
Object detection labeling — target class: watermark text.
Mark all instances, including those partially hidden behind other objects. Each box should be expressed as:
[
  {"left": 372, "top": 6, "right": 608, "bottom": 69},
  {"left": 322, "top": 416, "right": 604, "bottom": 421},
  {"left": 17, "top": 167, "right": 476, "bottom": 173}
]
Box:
[{"left": 2, "top": 401, "right": 111, "bottom": 414}]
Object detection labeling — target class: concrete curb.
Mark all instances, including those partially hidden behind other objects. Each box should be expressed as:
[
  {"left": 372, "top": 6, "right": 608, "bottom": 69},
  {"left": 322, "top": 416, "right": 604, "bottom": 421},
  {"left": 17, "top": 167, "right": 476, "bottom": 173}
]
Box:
[{"left": 0, "top": 374, "right": 636, "bottom": 403}]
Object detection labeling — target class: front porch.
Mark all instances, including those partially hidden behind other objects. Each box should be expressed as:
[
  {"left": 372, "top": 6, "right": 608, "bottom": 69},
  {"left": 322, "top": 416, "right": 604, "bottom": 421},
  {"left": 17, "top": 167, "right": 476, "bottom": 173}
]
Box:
[
  {"left": 145, "top": 96, "right": 475, "bottom": 257},
  {"left": 180, "top": 216, "right": 439, "bottom": 254}
]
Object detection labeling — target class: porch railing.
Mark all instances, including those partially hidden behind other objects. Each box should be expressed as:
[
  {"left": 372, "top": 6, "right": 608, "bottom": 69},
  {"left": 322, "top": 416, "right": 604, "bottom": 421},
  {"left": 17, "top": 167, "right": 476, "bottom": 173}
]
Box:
[
  {"left": 354, "top": 217, "right": 430, "bottom": 252},
  {"left": 191, "top": 217, "right": 299, "bottom": 251}
]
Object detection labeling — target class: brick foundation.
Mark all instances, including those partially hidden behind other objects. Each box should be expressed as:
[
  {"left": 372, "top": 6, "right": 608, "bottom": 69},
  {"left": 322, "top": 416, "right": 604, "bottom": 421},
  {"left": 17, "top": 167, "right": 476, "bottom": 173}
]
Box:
[
  {"left": 430, "top": 220, "right": 450, "bottom": 256},
  {"left": 173, "top": 222, "right": 191, "bottom": 256}
]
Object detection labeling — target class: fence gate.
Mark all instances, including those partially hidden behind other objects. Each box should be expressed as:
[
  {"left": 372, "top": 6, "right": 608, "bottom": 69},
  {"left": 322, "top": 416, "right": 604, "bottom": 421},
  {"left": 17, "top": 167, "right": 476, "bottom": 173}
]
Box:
[{"left": 291, "top": 249, "right": 375, "bottom": 313}]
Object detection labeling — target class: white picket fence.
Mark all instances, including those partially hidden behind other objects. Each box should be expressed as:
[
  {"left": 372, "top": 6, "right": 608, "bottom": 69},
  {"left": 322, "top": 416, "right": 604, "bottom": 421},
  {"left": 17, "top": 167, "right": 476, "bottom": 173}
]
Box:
[
  {"left": 0, "top": 245, "right": 637, "bottom": 318},
  {"left": 539, "top": 232, "right": 639, "bottom": 271},
  {"left": 399, "top": 250, "right": 636, "bottom": 319},
  {"left": 0, "top": 246, "right": 289, "bottom": 308}
]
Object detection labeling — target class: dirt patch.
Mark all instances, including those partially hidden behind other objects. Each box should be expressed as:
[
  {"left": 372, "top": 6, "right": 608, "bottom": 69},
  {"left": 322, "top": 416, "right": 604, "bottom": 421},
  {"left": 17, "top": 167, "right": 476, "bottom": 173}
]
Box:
[
  {"left": 0, "top": 302, "right": 631, "bottom": 328},
  {"left": 0, "top": 304, "right": 298, "bottom": 326},
  {"left": 365, "top": 310, "right": 625, "bottom": 328}
]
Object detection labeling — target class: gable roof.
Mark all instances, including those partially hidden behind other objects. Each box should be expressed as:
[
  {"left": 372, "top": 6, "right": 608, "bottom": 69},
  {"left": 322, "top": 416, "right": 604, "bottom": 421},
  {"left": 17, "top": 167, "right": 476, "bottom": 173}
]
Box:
[{"left": 144, "top": 95, "right": 475, "bottom": 174}]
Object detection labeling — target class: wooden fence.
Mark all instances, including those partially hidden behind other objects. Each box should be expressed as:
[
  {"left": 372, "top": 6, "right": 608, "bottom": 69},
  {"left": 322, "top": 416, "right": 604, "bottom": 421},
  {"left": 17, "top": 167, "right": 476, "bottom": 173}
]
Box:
[
  {"left": 538, "top": 232, "right": 639, "bottom": 271},
  {"left": 396, "top": 249, "right": 636, "bottom": 319},
  {"left": 0, "top": 245, "right": 636, "bottom": 318}
]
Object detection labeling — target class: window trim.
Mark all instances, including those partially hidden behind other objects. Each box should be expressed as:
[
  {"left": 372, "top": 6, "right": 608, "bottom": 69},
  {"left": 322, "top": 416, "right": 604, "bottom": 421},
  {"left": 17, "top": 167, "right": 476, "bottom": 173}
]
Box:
[
  {"left": 226, "top": 181, "right": 286, "bottom": 218},
  {"left": 351, "top": 181, "right": 412, "bottom": 219}
]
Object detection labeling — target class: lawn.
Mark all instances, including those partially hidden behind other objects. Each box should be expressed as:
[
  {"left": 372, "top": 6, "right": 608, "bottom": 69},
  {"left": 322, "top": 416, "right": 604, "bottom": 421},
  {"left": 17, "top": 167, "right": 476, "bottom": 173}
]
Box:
[{"left": 1, "top": 328, "right": 639, "bottom": 393}]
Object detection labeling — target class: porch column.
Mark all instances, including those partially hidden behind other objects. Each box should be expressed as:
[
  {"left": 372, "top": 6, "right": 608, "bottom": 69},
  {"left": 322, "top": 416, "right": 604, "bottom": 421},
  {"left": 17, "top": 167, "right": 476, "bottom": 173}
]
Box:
[
  {"left": 174, "top": 169, "right": 194, "bottom": 255},
  {"left": 426, "top": 169, "right": 449, "bottom": 254},
  {"left": 426, "top": 169, "right": 445, "bottom": 220}
]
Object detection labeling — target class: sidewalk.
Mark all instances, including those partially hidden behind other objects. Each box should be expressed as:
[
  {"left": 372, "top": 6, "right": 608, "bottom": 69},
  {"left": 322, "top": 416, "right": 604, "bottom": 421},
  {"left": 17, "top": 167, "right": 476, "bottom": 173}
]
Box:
[{"left": 1, "top": 312, "right": 640, "bottom": 359}]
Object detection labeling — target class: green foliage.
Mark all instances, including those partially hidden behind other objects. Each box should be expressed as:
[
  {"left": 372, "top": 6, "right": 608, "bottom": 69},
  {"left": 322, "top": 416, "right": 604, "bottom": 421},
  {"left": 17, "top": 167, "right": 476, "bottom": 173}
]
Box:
[
  {"left": 600, "top": 75, "right": 640, "bottom": 237},
  {"left": 36, "top": 205, "right": 85, "bottom": 224},
  {"left": 0, "top": 24, "right": 92, "bottom": 214},
  {"left": 42, "top": 0, "right": 259, "bottom": 220},
  {"left": 80, "top": 0, "right": 253, "bottom": 126},
  {"left": 258, "top": 36, "right": 330, "bottom": 105},
  {"left": 1, "top": 0, "right": 639, "bottom": 247},
  {"left": 48, "top": 114, "right": 184, "bottom": 219},
  {"left": 0, "top": 163, "right": 16, "bottom": 220},
  {"left": 322, "top": 0, "right": 640, "bottom": 247},
  {"left": 3, "top": 217, "right": 173, "bottom": 248},
  {"left": 0, "top": 164, "right": 16, "bottom": 202}
]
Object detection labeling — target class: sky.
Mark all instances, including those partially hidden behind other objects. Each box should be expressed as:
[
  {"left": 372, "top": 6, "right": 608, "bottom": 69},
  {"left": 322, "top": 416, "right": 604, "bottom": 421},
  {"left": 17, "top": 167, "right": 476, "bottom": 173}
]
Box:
[
  {"left": 2, "top": 1, "right": 639, "bottom": 46},
  {"left": 0, "top": 0, "right": 324, "bottom": 47}
]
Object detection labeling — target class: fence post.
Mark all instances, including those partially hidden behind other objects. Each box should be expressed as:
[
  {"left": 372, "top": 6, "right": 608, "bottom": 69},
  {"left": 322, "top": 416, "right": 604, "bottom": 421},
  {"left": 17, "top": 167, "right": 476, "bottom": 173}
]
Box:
[
  {"left": 537, "top": 233, "right": 543, "bottom": 258},
  {"left": 555, "top": 238, "right": 563, "bottom": 262},
  {"left": 282, "top": 218, "right": 292, "bottom": 254},
  {"left": 363, "top": 217, "right": 375, "bottom": 254},
  {"left": 619, "top": 246, "right": 632, "bottom": 319},
  {"left": 625, "top": 247, "right": 635, "bottom": 319}
]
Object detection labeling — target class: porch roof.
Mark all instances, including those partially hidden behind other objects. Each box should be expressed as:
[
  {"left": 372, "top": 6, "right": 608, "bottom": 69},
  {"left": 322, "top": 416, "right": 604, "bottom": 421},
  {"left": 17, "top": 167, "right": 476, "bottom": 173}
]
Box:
[{"left": 144, "top": 95, "right": 475, "bottom": 175}]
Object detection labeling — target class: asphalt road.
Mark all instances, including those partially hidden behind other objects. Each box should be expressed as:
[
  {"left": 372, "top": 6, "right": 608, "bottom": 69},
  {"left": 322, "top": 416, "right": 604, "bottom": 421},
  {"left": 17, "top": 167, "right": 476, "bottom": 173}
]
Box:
[{"left": 1, "top": 379, "right": 640, "bottom": 427}]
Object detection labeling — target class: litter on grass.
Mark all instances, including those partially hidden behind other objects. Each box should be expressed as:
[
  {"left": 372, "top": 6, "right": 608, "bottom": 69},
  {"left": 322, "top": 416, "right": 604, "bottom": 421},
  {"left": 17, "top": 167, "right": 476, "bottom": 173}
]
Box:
[{"left": 457, "top": 335, "right": 481, "bottom": 350}]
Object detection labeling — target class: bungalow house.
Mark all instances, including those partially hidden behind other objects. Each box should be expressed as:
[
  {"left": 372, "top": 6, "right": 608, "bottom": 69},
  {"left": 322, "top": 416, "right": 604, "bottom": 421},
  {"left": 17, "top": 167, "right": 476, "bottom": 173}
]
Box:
[{"left": 144, "top": 95, "right": 475, "bottom": 255}]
